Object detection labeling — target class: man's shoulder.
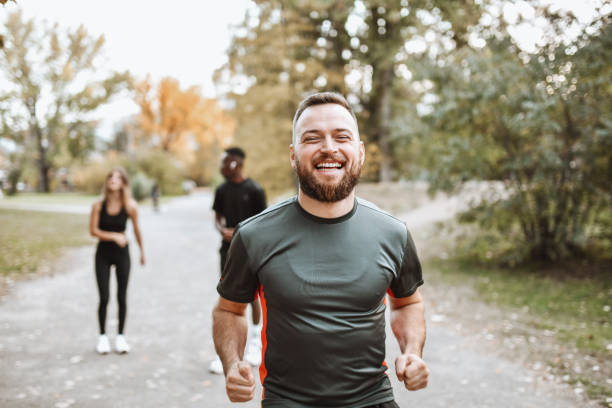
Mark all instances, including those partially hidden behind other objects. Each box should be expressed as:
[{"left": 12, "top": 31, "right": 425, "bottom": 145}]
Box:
[
  {"left": 244, "top": 178, "right": 264, "bottom": 192},
  {"left": 238, "top": 196, "right": 296, "bottom": 231},
  {"left": 214, "top": 181, "right": 230, "bottom": 193},
  {"left": 356, "top": 197, "right": 408, "bottom": 232}
]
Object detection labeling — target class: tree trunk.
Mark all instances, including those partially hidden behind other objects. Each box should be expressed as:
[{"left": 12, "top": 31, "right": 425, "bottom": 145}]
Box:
[
  {"left": 33, "top": 126, "right": 50, "bottom": 193},
  {"left": 374, "top": 65, "right": 395, "bottom": 182}
]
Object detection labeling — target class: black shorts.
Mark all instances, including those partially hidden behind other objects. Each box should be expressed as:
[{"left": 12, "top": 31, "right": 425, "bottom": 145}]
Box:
[{"left": 366, "top": 401, "right": 400, "bottom": 408}]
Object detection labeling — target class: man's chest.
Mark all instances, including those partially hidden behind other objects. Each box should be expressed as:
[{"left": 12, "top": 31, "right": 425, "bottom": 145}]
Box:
[{"left": 256, "top": 236, "right": 398, "bottom": 313}]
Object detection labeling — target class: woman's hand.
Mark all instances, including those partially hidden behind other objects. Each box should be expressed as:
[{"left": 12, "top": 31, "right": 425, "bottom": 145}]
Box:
[
  {"left": 114, "top": 233, "right": 128, "bottom": 247},
  {"left": 140, "top": 252, "right": 146, "bottom": 266}
]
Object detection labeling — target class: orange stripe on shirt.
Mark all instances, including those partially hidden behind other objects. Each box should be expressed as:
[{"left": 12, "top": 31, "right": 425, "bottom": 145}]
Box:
[{"left": 258, "top": 284, "right": 268, "bottom": 399}]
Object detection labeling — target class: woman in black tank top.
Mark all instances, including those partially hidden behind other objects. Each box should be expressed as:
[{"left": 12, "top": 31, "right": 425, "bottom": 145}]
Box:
[{"left": 89, "top": 167, "right": 145, "bottom": 354}]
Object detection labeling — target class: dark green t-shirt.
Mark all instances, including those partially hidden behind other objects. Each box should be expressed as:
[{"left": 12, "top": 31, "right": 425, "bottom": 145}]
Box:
[{"left": 217, "top": 196, "right": 423, "bottom": 408}]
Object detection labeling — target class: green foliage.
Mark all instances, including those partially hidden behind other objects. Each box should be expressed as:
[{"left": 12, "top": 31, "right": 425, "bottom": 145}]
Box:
[
  {"left": 215, "top": 0, "right": 483, "bottom": 189},
  {"left": 0, "top": 11, "right": 129, "bottom": 192},
  {"left": 72, "top": 150, "right": 186, "bottom": 197},
  {"left": 411, "top": 11, "right": 612, "bottom": 262},
  {"left": 133, "top": 149, "right": 185, "bottom": 195},
  {"left": 71, "top": 154, "right": 125, "bottom": 195},
  {"left": 6, "top": 166, "right": 20, "bottom": 195},
  {"left": 130, "top": 172, "right": 153, "bottom": 202}
]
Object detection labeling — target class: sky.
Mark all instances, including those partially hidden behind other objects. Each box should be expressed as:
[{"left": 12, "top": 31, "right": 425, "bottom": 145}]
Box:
[{"left": 0, "top": 0, "right": 253, "bottom": 137}]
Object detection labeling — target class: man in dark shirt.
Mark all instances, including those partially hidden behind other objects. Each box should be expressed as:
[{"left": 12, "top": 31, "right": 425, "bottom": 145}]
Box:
[
  {"left": 212, "top": 93, "right": 428, "bottom": 407},
  {"left": 209, "top": 146, "right": 266, "bottom": 374}
]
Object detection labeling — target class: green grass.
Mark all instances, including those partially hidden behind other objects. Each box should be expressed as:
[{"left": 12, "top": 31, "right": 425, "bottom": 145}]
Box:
[
  {"left": 429, "top": 258, "right": 611, "bottom": 354},
  {"left": 0, "top": 192, "right": 178, "bottom": 209},
  {"left": 0, "top": 209, "right": 92, "bottom": 277}
]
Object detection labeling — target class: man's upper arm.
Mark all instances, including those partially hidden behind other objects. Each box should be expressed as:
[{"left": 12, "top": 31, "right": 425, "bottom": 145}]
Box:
[
  {"left": 212, "top": 187, "right": 223, "bottom": 213},
  {"left": 216, "top": 296, "right": 249, "bottom": 315},
  {"left": 217, "top": 228, "right": 259, "bottom": 303},
  {"left": 388, "top": 225, "right": 423, "bottom": 298},
  {"left": 389, "top": 288, "right": 423, "bottom": 310}
]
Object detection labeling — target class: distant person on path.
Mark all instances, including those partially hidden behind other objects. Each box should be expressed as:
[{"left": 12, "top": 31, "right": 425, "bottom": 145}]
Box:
[
  {"left": 209, "top": 147, "right": 267, "bottom": 375},
  {"left": 151, "top": 182, "right": 160, "bottom": 212},
  {"left": 212, "top": 92, "right": 428, "bottom": 406},
  {"left": 89, "top": 167, "right": 145, "bottom": 354}
]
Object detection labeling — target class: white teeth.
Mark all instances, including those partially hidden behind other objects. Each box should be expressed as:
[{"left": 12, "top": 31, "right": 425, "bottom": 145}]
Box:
[{"left": 316, "top": 162, "right": 342, "bottom": 168}]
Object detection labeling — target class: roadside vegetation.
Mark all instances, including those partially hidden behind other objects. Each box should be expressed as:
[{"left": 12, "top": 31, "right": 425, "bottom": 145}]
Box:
[
  {"left": 359, "top": 184, "right": 611, "bottom": 405},
  {"left": 0, "top": 209, "right": 91, "bottom": 278}
]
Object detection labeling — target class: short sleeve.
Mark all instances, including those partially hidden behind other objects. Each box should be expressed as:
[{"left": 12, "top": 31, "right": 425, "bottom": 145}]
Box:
[
  {"left": 216, "top": 228, "right": 259, "bottom": 303},
  {"left": 212, "top": 186, "right": 223, "bottom": 213},
  {"left": 251, "top": 186, "right": 267, "bottom": 215},
  {"left": 388, "top": 226, "right": 423, "bottom": 298}
]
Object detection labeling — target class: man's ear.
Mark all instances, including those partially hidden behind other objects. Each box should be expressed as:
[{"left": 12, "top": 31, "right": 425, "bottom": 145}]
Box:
[
  {"left": 359, "top": 141, "right": 365, "bottom": 166},
  {"left": 290, "top": 144, "right": 297, "bottom": 169}
]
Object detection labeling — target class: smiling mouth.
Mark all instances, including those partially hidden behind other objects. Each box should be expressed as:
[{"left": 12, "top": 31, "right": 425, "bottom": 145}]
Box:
[{"left": 315, "top": 162, "right": 344, "bottom": 170}]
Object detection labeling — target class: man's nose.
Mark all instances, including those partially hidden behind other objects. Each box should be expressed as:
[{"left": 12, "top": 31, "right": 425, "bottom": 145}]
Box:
[{"left": 320, "top": 135, "right": 338, "bottom": 153}]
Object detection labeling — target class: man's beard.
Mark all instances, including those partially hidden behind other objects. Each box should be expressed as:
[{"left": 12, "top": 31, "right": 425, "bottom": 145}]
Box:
[{"left": 295, "top": 155, "right": 361, "bottom": 203}]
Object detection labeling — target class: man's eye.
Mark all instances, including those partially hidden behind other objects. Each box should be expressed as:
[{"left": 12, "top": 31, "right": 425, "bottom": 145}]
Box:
[{"left": 303, "top": 136, "right": 319, "bottom": 143}]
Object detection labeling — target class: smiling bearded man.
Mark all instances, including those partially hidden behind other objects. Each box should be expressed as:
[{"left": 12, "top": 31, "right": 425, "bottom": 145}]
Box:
[{"left": 212, "top": 92, "right": 429, "bottom": 408}]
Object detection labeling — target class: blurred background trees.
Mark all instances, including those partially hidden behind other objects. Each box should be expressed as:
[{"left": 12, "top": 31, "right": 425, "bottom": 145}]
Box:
[
  {"left": 213, "top": 0, "right": 611, "bottom": 263},
  {"left": 0, "top": 10, "right": 234, "bottom": 198},
  {"left": 410, "top": 4, "right": 611, "bottom": 262},
  {"left": 133, "top": 76, "right": 234, "bottom": 187},
  {"left": 0, "top": 11, "right": 129, "bottom": 192},
  {"left": 1, "top": 1, "right": 610, "bottom": 264}
]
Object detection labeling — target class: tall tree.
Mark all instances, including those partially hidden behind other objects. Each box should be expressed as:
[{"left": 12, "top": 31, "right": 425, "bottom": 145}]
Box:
[
  {"left": 133, "top": 76, "right": 234, "bottom": 185},
  {"left": 0, "top": 11, "right": 129, "bottom": 192},
  {"left": 216, "top": 0, "right": 482, "bottom": 188},
  {"left": 413, "top": 5, "right": 612, "bottom": 261}
]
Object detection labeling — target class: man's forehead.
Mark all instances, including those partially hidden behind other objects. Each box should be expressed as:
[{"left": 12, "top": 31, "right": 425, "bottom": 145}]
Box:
[
  {"left": 221, "top": 153, "right": 241, "bottom": 161},
  {"left": 296, "top": 103, "right": 357, "bottom": 133}
]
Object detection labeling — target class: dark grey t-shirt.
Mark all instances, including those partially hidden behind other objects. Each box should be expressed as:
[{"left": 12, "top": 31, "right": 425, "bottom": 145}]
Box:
[{"left": 217, "top": 196, "right": 423, "bottom": 408}]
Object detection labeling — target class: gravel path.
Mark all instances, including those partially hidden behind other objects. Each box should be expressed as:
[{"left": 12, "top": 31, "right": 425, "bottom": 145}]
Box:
[{"left": 0, "top": 191, "right": 588, "bottom": 407}]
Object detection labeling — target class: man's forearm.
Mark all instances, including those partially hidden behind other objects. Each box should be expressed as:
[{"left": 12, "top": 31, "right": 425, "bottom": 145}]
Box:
[
  {"left": 391, "top": 300, "right": 426, "bottom": 357},
  {"left": 212, "top": 305, "right": 249, "bottom": 373}
]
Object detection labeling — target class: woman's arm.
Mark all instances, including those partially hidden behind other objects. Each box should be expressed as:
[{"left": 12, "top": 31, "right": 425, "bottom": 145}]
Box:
[
  {"left": 128, "top": 200, "right": 145, "bottom": 265},
  {"left": 89, "top": 201, "right": 126, "bottom": 245}
]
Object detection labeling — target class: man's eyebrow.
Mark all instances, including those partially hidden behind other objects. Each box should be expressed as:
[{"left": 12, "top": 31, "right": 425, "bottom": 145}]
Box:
[
  {"left": 332, "top": 128, "right": 353, "bottom": 134},
  {"left": 301, "top": 128, "right": 354, "bottom": 136},
  {"left": 301, "top": 129, "right": 323, "bottom": 136}
]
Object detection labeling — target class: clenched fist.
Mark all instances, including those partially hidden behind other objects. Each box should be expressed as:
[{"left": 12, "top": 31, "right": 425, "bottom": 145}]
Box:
[
  {"left": 395, "top": 353, "right": 429, "bottom": 391},
  {"left": 225, "top": 361, "right": 255, "bottom": 402}
]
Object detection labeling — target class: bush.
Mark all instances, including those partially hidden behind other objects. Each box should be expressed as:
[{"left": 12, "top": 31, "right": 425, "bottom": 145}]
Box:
[
  {"left": 71, "top": 153, "right": 126, "bottom": 195},
  {"left": 130, "top": 172, "right": 154, "bottom": 202},
  {"left": 134, "top": 150, "right": 185, "bottom": 195},
  {"left": 72, "top": 150, "right": 187, "bottom": 197}
]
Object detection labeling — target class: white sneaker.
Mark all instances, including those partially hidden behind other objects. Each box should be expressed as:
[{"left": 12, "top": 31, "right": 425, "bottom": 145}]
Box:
[
  {"left": 208, "top": 356, "right": 224, "bottom": 375},
  {"left": 244, "top": 336, "right": 262, "bottom": 366},
  {"left": 96, "top": 334, "right": 111, "bottom": 354},
  {"left": 115, "top": 335, "right": 131, "bottom": 354}
]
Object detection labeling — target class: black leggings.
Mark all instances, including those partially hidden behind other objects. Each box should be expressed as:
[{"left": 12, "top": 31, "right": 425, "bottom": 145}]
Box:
[{"left": 95, "top": 243, "right": 130, "bottom": 334}]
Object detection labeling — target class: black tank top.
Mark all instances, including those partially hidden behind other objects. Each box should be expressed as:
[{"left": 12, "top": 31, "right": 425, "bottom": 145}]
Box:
[{"left": 98, "top": 200, "right": 128, "bottom": 232}]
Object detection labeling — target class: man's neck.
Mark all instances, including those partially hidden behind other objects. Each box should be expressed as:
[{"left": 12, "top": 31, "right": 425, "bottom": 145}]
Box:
[
  {"left": 229, "top": 173, "right": 246, "bottom": 184},
  {"left": 297, "top": 189, "right": 356, "bottom": 219}
]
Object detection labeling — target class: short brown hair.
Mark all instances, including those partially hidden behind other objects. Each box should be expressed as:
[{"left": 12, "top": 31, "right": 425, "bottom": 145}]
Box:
[{"left": 292, "top": 92, "right": 357, "bottom": 143}]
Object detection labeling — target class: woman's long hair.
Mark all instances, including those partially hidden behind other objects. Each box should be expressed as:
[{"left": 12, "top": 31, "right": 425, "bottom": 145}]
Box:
[{"left": 103, "top": 167, "right": 131, "bottom": 209}]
